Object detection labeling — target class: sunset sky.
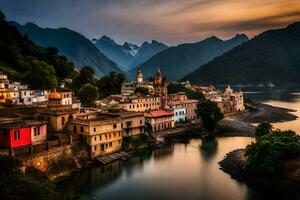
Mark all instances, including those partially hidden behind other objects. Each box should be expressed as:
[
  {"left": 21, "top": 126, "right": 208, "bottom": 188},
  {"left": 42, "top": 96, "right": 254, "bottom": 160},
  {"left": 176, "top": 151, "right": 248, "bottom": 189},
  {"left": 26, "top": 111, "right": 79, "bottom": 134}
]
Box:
[{"left": 1, "top": 0, "right": 300, "bottom": 45}]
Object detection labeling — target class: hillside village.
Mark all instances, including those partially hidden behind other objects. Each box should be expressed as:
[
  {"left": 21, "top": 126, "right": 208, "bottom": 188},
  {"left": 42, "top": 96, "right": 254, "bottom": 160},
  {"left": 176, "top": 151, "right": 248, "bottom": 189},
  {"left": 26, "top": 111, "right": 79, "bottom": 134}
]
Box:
[{"left": 0, "top": 69, "right": 244, "bottom": 161}]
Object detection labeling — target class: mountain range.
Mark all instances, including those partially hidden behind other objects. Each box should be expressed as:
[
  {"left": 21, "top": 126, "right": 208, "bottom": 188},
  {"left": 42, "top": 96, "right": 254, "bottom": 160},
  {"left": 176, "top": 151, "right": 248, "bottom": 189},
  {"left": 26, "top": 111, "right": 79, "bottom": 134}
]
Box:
[
  {"left": 128, "top": 34, "right": 249, "bottom": 80},
  {"left": 183, "top": 22, "right": 300, "bottom": 85},
  {"left": 93, "top": 36, "right": 169, "bottom": 71},
  {"left": 10, "top": 22, "right": 122, "bottom": 77}
]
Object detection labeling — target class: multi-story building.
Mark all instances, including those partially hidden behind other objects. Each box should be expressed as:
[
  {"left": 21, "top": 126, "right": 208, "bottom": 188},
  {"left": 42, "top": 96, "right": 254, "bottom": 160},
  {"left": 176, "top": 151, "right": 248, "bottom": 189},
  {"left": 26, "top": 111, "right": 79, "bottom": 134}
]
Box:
[
  {"left": 121, "top": 69, "right": 154, "bottom": 96},
  {"left": 67, "top": 112, "right": 122, "bottom": 158},
  {"left": 145, "top": 109, "right": 175, "bottom": 132},
  {"left": 0, "top": 120, "right": 47, "bottom": 148},
  {"left": 211, "top": 85, "right": 245, "bottom": 114},
  {"left": 166, "top": 92, "right": 198, "bottom": 121},
  {"left": 120, "top": 96, "right": 161, "bottom": 112},
  {"left": 119, "top": 111, "right": 145, "bottom": 138}
]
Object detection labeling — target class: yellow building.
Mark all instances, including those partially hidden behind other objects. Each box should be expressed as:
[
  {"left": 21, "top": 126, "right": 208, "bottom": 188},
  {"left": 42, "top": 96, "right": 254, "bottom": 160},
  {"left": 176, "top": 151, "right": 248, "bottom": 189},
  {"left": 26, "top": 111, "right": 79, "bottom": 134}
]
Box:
[
  {"left": 0, "top": 91, "right": 11, "bottom": 104},
  {"left": 67, "top": 112, "right": 122, "bottom": 158}
]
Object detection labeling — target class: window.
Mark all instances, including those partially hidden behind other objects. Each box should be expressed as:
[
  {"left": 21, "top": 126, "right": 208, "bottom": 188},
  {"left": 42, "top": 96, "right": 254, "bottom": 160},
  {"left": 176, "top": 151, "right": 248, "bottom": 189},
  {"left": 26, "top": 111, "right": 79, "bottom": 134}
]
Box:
[
  {"left": 94, "top": 128, "right": 96, "bottom": 132},
  {"left": 61, "top": 116, "right": 65, "bottom": 126},
  {"left": 94, "top": 137, "right": 97, "bottom": 141},
  {"left": 140, "top": 120, "right": 142, "bottom": 124},
  {"left": 34, "top": 127, "right": 40, "bottom": 136},
  {"left": 80, "top": 126, "right": 84, "bottom": 133},
  {"left": 100, "top": 135, "right": 102, "bottom": 141},
  {"left": 94, "top": 146, "right": 97, "bottom": 151},
  {"left": 14, "top": 130, "right": 20, "bottom": 140},
  {"left": 109, "top": 142, "right": 112, "bottom": 147},
  {"left": 73, "top": 126, "right": 77, "bottom": 133},
  {"left": 113, "top": 124, "right": 117, "bottom": 129}
]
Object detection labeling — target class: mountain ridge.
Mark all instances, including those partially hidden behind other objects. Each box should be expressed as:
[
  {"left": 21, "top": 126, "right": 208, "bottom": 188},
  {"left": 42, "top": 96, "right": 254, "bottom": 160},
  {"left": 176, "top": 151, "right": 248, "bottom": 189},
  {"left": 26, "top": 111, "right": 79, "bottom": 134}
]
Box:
[
  {"left": 183, "top": 22, "right": 300, "bottom": 85},
  {"left": 129, "top": 34, "right": 249, "bottom": 80},
  {"left": 10, "top": 21, "right": 122, "bottom": 77}
]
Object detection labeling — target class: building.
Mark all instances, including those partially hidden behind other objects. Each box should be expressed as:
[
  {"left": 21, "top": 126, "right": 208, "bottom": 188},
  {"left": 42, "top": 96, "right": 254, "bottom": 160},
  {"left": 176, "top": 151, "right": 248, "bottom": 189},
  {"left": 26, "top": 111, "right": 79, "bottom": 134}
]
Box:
[
  {"left": 38, "top": 89, "right": 80, "bottom": 135},
  {"left": 120, "top": 96, "right": 161, "bottom": 112},
  {"left": 19, "top": 89, "right": 36, "bottom": 105},
  {"left": 29, "top": 121, "right": 47, "bottom": 145},
  {"left": 210, "top": 86, "right": 245, "bottom": 114},
  {"left": 119, "top": 111, "right": 145, "bottom": 137},
  {"left": 0, "top": 120, "right": 47, "bottom": 148},
  {"left": 145, "top": 109, "right": 175, "bottom": 132},
  {"left": 166, "top": 92, "right": 198, "bottom": 121},
  {"left": 223, "top": 85, "right": 245, "bottom": 112},
  {"left": 67, "top": 112, "right": 122, "bottom": 158},
  {"left": 121, "top": 69, "right": 154, "bottom": 96}
]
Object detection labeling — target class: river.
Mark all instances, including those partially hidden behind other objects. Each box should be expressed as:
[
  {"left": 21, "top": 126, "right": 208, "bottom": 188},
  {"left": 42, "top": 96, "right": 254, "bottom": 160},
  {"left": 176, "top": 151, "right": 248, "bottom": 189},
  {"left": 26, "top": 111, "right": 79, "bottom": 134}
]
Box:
[{"left": 61, "top": 87, "right": 300, "bottom": 200}]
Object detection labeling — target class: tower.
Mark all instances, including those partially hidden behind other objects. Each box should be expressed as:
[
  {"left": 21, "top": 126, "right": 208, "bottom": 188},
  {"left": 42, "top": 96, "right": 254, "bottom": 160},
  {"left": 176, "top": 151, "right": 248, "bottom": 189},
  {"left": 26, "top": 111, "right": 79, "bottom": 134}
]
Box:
[{"left": 136, "top": 69, "right": 143, "bottom": 83}]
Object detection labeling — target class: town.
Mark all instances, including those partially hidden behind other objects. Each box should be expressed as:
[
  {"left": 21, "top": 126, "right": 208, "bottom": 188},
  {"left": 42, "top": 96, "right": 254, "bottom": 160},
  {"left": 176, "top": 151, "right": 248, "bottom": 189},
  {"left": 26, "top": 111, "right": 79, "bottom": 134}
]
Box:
[{"left": 0, "top": 69, "right": 244, "bottom": 162}]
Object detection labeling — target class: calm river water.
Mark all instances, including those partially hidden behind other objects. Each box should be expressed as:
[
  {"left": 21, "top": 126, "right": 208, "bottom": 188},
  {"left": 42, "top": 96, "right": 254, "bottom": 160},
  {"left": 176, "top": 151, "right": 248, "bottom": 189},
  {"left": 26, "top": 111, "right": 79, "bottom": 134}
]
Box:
[{"left": 61, "top": 87, "right": 300, "bottom": 200}]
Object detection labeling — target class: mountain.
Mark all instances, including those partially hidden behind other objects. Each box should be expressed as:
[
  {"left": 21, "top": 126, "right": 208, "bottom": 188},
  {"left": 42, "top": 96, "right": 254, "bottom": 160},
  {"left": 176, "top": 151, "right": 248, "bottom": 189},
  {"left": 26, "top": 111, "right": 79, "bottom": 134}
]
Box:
[
  {"left": 10, "top": 22, "right": 122, "bottom": 77},
  {"left": 94, "top": 36, "right": 136, "bottom": 71},
  {"left": 94, "top": 37, "right": 168, "bottom": 71},
  {"left": 130, "top": 40, "right": 169, "bottom": 68},
  {"left": 0, "top": 12, "right": 77, "bottom": 89},
  {"left": 129, "top": 34, "right": 248, "bottom": 80},
  {"left": 183, "top": 22, "right": 300, "bottom": 85}
]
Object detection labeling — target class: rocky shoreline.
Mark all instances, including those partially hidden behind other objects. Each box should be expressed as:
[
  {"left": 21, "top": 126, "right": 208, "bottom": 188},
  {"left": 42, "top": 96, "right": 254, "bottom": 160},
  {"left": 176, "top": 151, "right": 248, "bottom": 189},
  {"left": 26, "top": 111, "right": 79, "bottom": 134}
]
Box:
[
  {"left": 229, "top": 103, "right": 298, "bottom": 123},
  {"left": 219, "top": 149, "right": 300, "bottom": 193}
]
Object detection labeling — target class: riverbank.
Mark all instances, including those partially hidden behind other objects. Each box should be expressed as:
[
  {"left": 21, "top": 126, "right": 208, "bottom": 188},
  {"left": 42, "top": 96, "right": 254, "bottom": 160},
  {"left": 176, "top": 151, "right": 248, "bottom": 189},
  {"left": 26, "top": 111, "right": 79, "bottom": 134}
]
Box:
[
  {"left": 229, "top": 103, "right": 298, "bottom": 123},
  {"left": 219, "top": 149, "right": 300, "bottom": 193}
]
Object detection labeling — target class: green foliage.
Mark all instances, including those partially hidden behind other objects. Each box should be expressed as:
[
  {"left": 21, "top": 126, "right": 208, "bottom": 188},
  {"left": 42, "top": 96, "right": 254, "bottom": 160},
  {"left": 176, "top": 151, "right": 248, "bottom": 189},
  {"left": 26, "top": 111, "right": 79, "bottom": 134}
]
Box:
[
  {"left": 134, "top": 87, "right": 149, "bottom": 96},
  {"left": 71, "top": 66, "right": 97, "bottom": 93},
  {"left": 244, "top": 97, "right": 257, "bottom": 111},
  {"left": 245, "top": 130, "right": 300, "bottom": 176},
  {"left": 197, "top": 101, "right": 224, "bottom": 134},
  {"left": 78, "top": 83, "right": 99, "bottom": 107},
  {"left": 255, "top": 122, "right": 273, "bottom": 138},
  {"left": 97, "top": 72, "right": 125, "bottom": 98},
  {"left": 167, "top": 83, "right": 205, "bottom": 100},
  {"left": 0, "top": 155, "right": 80, "bottom": 200},
  {"left": 0, "top": 15, "right": 76, "bottom": 89}
]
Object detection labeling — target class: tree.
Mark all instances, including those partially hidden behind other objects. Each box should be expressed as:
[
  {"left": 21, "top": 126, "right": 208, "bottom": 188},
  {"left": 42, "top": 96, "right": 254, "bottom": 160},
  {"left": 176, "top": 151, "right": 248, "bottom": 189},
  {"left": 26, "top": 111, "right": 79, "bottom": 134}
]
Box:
[
  {"left": 0, "top": 10, "right": 5, "bottom": 20},
  {"left": 197, "top": 101, "right": 224, "bottom": 135},
  {"left": 96, "top": 72, "right": 125, "bottom": 98},
  {"left": 245, "top": 129, "right": 300, "bottom": 176},
  {"left": 255, "top": 122, "right": 273, "bottom": 138},
  {"left": 72, "top": 66, "right": 96, "bottom": 92},
  {"left": 134, "top": 87, "right": 149, "bottom": 96},
  {"left": 0, "top": 154, "right": 80, "bottom": 200},
  {"left": 78, "top": 83, "right": 99, "bottom": 107}
]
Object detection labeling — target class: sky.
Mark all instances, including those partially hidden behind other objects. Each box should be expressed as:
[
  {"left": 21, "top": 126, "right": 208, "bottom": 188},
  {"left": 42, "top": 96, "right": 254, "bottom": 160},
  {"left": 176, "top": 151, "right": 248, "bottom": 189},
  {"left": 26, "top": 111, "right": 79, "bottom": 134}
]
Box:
[{"left": 1, "top": 0, "right": 300, "bottom": 45}]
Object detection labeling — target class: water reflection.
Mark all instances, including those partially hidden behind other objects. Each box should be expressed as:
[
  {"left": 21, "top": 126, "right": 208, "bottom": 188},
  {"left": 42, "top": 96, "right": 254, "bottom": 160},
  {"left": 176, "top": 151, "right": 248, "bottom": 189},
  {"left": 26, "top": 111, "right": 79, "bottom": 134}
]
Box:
[{"left": 200, "top": 136, "right": 218, "bottom": 161}]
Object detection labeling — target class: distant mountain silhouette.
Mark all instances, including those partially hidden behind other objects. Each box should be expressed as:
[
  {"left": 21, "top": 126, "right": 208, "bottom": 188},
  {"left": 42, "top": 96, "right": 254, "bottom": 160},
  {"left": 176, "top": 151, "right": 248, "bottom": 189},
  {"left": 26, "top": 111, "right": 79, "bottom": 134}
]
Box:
[
  {"left": 183, "top": 22, "right": 300, "bottom": 85},
  {"left": 94, "top": 36, "right": 168, "bottom": 71},
  {"left": 129, "top": 34, "right": 248, "bottom": 80},
  {"left": 10, "top": 22, "right": 122, "bottom": 76}
]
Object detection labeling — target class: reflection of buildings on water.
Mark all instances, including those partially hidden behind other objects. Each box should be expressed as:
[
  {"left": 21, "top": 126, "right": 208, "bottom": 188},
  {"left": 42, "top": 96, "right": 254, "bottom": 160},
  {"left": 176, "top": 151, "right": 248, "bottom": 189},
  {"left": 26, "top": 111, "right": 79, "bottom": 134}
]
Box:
[
  {"left": 153, "top": 144, "right": 175, "bottom": 160},
  {"left": 61, "top": 150, "right": 153, "bottom": 194}
]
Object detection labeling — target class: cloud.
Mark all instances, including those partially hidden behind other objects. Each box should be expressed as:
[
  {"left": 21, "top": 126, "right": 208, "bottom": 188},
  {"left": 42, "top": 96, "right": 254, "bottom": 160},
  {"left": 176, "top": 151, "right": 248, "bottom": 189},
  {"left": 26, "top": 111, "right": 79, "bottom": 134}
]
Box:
[{"left": 0, "top": 0, "right": 300, "bottom": 44}]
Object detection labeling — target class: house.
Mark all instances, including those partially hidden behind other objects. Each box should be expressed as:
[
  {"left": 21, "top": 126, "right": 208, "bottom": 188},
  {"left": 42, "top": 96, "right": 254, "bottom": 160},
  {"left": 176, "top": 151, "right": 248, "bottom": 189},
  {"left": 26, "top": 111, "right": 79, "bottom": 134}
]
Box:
[
  {"left": 119, "top": 111, "right": 145, "bottom": 138},
  {"left": 120, "top": 96, "right": 161, "bottom": 112},
  {"left": 19, "top": 89, "right": 36, "bottom": 105},
  {"left": 166, "top": 92, "right": 198, "bottom": 121},
  {"left": 28, "top": 121, "right": 47, "bottom": 145},
  {"left": 67, "top": 112, "right": 122, "bottom": 158},
  {"left": 144, "top": 109, "right": 175, "bottom": 132}
]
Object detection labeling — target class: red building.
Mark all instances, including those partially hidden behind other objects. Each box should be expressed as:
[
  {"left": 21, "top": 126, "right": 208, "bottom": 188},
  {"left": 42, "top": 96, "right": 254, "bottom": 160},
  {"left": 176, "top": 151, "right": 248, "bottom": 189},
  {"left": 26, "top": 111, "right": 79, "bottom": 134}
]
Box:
[
  {"left": 0, "top": 121, "right": 32, "bottom": 148},
  {"left": 145, "top": 109, "right": 175, "bottom": 132}
]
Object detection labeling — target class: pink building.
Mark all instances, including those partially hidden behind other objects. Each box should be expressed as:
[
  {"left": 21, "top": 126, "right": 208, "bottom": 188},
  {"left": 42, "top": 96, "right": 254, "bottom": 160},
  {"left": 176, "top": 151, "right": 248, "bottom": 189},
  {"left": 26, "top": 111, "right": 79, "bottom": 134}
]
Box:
[
  {"left": 145, "top": 109, "right": 175, "bottom": 132},
  {"left": 166, "top": 92, "right": 198, "bottom": 121}
]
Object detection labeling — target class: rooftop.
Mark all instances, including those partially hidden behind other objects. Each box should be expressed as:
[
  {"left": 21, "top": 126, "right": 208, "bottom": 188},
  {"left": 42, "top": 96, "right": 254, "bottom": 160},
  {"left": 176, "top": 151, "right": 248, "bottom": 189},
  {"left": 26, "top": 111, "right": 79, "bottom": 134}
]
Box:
[
  {"left": 145, "top": 109, "right": 173, "bottom": 118},
  {"left": 0, "top": 120, "right": 47, "bottom": 129}
]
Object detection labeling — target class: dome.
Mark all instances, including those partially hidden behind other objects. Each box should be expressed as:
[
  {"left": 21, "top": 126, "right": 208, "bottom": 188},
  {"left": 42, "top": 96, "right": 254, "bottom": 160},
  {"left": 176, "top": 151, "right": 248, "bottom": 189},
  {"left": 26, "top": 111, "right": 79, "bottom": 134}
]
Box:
[{"left": 48, "top": 89, "right": 62, "bottom": 99}]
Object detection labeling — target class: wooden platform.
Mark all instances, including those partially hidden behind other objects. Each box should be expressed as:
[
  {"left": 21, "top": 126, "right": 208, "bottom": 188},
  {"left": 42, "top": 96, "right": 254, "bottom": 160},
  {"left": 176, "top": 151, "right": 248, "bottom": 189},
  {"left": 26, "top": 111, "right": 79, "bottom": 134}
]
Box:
[{"left": 96, "top": 151, "right": 129, "bottom": 164}]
